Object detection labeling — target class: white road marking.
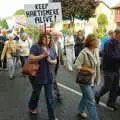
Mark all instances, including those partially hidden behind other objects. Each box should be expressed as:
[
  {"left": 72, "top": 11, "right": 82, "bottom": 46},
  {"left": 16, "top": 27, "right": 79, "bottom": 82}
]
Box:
[{"left": 58, "top": 82, "right": 114, "bottom": 111}]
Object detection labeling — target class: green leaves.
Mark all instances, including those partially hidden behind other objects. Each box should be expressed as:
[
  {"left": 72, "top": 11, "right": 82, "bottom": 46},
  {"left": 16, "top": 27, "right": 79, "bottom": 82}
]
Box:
[
  {"left": 97, "top": 14, "right": 108, "bottom": 26},
  {"left": 53, "top": 0, "right": 99, "bottom": 21},
  {"left": 0, "top": 19, "right": 8, "bottom": 29},
  {"left": 95, "top": 13, "right": 108, "bottom": 39},
  {"left": 14, "top": 9, "right": 25, "bottom": 16}
]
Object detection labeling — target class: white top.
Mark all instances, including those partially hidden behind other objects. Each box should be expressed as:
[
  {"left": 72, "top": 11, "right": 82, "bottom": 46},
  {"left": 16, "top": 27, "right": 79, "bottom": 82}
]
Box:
[
  {"left": 65, "top": 35, "right": 75, "bottom": 46},
  {"left": 19, "top": 39, "right": 30, "bottom": 56},
  {"left": 28, "top": 38, "right": 33, "bottom": 49},
  {"left": 54, "top": 42, "right": 58, "bottom": 56}
]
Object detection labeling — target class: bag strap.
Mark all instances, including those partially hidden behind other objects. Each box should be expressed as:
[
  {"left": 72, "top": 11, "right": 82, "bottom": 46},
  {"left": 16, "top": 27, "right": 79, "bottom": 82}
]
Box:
[
  {"left": 82, "top": 52, "right": 93, "bottom": 68},
  {"left": 87, "top": 53, "right": 93, "bottom": 67}
]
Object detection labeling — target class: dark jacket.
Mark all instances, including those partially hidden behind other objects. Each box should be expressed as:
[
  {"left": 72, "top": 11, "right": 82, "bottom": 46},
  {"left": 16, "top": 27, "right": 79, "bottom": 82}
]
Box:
[
  {"left": 74, "top": 36, "right": 85, "bottom": 57},
  {"left": 0, "top": 36, "right": 8, "bottom": 54},
  {"left": 102, "top": 38, "right": 120, "bottom": 72}
]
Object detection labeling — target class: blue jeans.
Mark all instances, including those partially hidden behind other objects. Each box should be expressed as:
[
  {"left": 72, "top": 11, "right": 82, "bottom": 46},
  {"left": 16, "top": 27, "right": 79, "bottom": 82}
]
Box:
[
  {"left": 29, "top": 77, "right": 55, "bottom": 120},
  {"left": 7, "top": 58, "right": 16, "bottom": 78},
  {"left": 78, "top": 85, "right": 100, "bottom": 120}
]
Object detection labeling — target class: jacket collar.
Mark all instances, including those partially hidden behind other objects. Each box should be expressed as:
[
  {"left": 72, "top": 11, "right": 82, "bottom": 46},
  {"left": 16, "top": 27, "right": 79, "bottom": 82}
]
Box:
[{"left": 83, "top": 47, "right": 98, "bottom": 64}]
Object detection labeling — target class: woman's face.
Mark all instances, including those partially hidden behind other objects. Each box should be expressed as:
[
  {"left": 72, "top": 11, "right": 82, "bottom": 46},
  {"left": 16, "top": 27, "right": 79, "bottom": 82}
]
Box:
[
  {"left": 42, "top": 35, "right": 51, "bottom": 46},
  {"left": 53, "top": 34, "right": 59, "bottom": 42},
  {"left": 91, "top": 39, "right": 99, "bottom": 49},
  {"left": 78, "top": 32, "right": 83, "bottom": 37}
]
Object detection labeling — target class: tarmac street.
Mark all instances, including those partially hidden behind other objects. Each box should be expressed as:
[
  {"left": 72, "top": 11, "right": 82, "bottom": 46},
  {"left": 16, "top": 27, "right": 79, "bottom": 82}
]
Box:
[{"left": 0, "top": 67, "right": 120, "bottom": 120}]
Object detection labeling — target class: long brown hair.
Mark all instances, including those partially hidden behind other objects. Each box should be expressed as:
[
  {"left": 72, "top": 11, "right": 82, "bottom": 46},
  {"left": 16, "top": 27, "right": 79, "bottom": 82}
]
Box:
[{"left": 37, "top": 32, "right": 53, "bottom": 48}]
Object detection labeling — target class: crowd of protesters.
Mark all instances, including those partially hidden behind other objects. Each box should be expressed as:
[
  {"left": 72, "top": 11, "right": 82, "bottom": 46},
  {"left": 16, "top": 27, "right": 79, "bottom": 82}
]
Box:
[{"left": 0, "top": 26, "right": 120, "bottom": 120}]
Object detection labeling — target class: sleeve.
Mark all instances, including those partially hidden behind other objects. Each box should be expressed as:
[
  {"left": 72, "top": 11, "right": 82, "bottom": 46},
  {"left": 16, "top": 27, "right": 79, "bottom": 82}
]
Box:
[
  {"left": 1, "top": 42, "right": 8, "bottom": 60},
  {"left": 30, "top": 44, "right": 38, "bottom": 56},
  {"left": 74, "top": 52, "right": 84, "bottom": 70},
  {"left": 52, "top": 47, "right": 57, "bottom": 59},
  {"left": 94, "top": 49, "right": 101, "bottom": 85},
  {"left": 99, "top": 37, "right": 107, "bottom": 49},
  {"left": 54, "top": 50, "right": 57, "bottom": 59},
  {"left": 95, "top": 63, "right": 101, "bottom": 86}
]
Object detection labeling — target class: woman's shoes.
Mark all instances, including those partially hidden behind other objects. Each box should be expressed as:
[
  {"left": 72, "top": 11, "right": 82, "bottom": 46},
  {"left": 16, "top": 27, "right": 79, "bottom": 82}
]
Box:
[
  {"left": 77, "top": 113, "right": 88, "bottom": 119},
  {"left": 29, "top": 109, "right": 38, "bottom": 114}
]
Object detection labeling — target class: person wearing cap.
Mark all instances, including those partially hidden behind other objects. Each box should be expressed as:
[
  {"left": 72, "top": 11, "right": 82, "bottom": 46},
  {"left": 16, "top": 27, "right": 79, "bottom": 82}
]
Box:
[
  {"left": 95, "top": 28, "right": 120, "bottom": 111},
  {"left": 1, "top": 33, "right": 18, "bottom": 80}
]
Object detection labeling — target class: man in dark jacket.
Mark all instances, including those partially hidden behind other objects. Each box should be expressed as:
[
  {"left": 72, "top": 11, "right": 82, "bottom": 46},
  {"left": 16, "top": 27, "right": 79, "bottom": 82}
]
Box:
[
  {"left": 95, "top": 28, "right": 120, "bottom": 111},
  {"left": 74, "top": 30, "right": 85, "bottom": 58}
]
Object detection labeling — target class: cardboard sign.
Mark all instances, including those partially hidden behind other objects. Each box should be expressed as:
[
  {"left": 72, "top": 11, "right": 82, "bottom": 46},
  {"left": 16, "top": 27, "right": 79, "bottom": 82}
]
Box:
[{"left": 24, "top": 2, "right": 62, "bottom": 26}]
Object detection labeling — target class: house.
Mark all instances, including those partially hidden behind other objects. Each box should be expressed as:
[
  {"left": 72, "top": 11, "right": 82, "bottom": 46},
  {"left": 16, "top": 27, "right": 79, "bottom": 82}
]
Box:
[
  {"left": 61, "top": 1, "right": 116, "bottom": 36},
  {"left": 111, "top": 2, "right": 120, "bottom": 28},
  {"left": 86, "top": 1, "right": 116, "bottom": 35}
]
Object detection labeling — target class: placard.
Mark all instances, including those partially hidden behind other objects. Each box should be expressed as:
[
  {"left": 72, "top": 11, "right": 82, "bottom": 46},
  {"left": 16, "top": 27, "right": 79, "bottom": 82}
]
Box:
[{"left": 24, "top": 2, "right": 62, "bottom": 26}]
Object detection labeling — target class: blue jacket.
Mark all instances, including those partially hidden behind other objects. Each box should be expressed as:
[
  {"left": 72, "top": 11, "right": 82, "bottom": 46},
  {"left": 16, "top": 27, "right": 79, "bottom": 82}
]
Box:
[
  {"left": 30, "top": 44, "right": 57, "bottom": 85},
  {"left": 99, "top": 36, "right": 110, "bottom": 49}
]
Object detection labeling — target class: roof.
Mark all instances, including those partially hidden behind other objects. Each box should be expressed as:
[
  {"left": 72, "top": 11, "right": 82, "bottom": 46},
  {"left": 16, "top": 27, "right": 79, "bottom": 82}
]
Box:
[
  {"left": 99, "top": 1, "right": 111, "bottom": 9},
  {"left": 111, "top": 2, "right": 120, "bottom": 9}
]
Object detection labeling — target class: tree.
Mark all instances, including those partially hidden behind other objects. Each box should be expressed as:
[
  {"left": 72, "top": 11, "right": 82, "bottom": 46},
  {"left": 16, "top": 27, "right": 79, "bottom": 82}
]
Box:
[
  {"left": 0, "top": 19, "right": 8, "bottom": 29},
  {"left": 53, "top": 0, "right": 99, "bottom": 23},
  {"left": 97, "top": 13, "right": 108, "bottom": 26},
  {"left": 24, "top": 27, "right": 40, "bottom": 42},
  {"left": 95, "top": 13, "right": 108, "bottom": 39},
  {"left": 14, "top": 9, "right": 25, "bottom": 15}
]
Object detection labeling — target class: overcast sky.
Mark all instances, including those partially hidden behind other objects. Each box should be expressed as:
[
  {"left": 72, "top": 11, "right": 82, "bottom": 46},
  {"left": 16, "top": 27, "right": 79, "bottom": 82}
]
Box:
[
  {"left": 102, "top": 0, "right": 119, "bottom": 7},
  {"left": 0, "top": 0, "right": 119, "bottom": 18},
  {"left": 0, "top": 0, "right": 48, "bottom": 18}
]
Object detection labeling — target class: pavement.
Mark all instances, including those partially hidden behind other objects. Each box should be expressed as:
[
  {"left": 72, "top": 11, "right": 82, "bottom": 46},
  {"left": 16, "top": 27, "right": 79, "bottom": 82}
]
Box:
[{"left": 0, "top": 66, "right": 120, "bottom": 120}]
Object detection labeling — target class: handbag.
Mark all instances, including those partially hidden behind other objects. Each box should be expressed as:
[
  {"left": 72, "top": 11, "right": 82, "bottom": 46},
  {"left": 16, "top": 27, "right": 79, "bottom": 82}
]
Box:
[
  {"left": 76, "top": 72, "right": 92, "bottom": 85},
  {"left": 76, "top": 53, "right": 93, "bottom": 85},
  {"left": 22, "top": 59, "right": 39, "bottom": 76}
]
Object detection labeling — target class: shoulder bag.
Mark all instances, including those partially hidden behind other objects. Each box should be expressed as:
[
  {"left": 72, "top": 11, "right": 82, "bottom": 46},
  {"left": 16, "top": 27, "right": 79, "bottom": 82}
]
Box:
[
  {"left": 22, "top": 59, "right": 39, "bottom": 76},
  {"left": 76, "top": 53, "right": 93, "bottom": 85}
]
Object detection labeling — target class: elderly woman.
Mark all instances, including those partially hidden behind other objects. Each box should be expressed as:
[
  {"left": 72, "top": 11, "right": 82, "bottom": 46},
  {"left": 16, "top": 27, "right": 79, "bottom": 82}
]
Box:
[
  {"left": 1, "top": 34, "right": 18, "bottom": 80},
  {"left": 28, "top": 32, "right": 58, "bottom": 120},
  {"left": 74, "top": 34, "right": 100, "bottom": 120}
]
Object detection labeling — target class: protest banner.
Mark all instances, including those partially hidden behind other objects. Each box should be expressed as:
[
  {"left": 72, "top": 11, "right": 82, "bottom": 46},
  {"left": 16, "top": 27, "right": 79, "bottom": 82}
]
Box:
[{"left": 24, "top": 2, "right": 62, "bottom": 27}]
